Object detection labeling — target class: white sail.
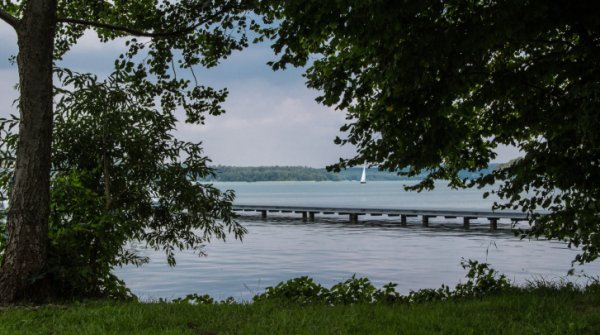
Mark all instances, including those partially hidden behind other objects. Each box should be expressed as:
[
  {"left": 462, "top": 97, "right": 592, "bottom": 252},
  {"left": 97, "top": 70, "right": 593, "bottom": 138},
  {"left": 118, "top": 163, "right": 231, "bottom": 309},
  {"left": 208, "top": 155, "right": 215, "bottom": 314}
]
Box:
[{"left": 360, "top": 163, "right": 367, "bottom": 184}]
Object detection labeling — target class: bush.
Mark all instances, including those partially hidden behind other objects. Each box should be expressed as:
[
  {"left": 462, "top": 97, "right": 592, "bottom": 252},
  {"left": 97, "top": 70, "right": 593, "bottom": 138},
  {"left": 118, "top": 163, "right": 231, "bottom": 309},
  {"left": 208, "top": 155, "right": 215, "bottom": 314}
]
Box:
[
  {"left": 453, "top": 259, "right": 511, "bottom": 298},
  {"left": 250, "top": 259, "right": 511, "bottom": 306},
  {"left": 172, "top": 294, "right": 236, "bottom": 305},
  {"left": 253, "top": 276, "right": 327, "bottom": 305}
]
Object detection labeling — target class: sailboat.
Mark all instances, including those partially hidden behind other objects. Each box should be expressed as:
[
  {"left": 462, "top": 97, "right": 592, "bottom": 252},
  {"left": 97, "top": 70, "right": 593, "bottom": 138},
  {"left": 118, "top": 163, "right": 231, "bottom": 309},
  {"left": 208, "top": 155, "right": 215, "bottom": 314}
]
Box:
[{"left": 360, "top": 162, "right": 367, "bottom": 184}]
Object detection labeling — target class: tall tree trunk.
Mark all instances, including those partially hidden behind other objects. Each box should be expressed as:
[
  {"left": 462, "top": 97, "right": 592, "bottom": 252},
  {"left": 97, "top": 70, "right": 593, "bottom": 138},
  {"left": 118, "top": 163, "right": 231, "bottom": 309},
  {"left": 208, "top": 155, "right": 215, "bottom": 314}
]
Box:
[{"left": 0, "top": 0, "right": 56, "bottom": 304}]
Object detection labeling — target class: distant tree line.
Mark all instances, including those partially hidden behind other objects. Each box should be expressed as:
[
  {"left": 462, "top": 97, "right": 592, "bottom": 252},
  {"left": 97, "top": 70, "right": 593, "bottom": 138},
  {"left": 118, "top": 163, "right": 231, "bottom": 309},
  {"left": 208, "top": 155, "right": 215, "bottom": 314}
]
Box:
[{"left": 203, "top": 165, "right": 500, "bottom": 182}]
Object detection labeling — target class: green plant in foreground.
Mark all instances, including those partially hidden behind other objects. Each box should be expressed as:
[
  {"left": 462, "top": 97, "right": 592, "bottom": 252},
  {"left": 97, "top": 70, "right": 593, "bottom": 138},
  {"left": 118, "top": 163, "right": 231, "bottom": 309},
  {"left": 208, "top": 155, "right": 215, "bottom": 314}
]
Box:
[
  {"left": 252, "top": 276, "right": 327, "bottom": 305},
  {"left": 172, "top": 294, "right": 236, "bottom": 305},
  {"left": 453, "top": 259, "right": 511, "bottom": 298},
  {"left": 248, "top": 259, "right": 510, "bottom": 306}
]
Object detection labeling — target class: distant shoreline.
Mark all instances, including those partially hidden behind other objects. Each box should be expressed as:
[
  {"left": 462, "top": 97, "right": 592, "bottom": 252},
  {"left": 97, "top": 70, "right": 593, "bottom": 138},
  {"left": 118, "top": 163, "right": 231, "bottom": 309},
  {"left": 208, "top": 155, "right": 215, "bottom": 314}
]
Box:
[{"left": 202, "top": 165, "right": 500, "bottom": 182}]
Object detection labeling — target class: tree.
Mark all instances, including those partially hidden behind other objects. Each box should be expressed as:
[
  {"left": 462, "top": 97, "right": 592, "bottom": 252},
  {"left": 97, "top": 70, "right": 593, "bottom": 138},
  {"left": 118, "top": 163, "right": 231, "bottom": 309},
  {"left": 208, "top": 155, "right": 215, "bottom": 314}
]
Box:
[
  {"left": 258, "top": 1, "right": 600, "bottom": 262},
  {"left": 0, "top": 0, "right": 253, "bottom": 303},
  {"left": 2, "top": 68, "right": 246, "bottom": 299}
]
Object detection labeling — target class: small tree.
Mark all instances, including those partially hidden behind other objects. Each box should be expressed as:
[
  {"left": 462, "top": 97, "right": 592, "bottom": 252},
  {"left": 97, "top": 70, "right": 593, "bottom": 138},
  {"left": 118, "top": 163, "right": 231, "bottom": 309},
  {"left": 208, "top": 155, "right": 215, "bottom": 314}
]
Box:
[{"left": 1, "top": 67, "right": 246, "bottom": 299}]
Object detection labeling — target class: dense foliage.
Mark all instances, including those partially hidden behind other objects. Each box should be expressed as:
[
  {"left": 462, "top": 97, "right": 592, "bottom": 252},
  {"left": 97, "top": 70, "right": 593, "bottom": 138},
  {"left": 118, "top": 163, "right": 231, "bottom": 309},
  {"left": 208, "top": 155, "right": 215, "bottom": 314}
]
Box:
[
  {"left": 0, "top": 67, "right": 247, "bottom": 299},
  {"left": 0, "top": 0, "right": 255, "bottom": 302},
  {"left": 258, "top": 0, "right": 600, "bottom": 263}
]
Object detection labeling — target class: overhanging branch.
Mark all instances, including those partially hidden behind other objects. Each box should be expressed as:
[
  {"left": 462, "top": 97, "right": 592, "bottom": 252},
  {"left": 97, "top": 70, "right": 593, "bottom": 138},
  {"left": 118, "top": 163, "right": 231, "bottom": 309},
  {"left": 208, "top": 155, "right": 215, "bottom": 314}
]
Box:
[
  {"left": 57, "top": 6, "right": 228, "bottom": 38},
  {"left": 0, "top": 8, "right": 19, "bottom": 30},
  {"left": 57, "top": 17, "right": 196, "bottom": 38}
]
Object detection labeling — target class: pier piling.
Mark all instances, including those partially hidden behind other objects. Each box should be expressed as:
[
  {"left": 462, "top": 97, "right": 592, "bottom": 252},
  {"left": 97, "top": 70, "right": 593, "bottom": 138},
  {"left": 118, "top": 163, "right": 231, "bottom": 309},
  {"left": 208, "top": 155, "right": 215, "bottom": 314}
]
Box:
[
  {"left": 463, "top": 217, "right": 471, "bottom": 229},
  {"left": 489, "top": 218, "right": 498, "bottom": 231}
]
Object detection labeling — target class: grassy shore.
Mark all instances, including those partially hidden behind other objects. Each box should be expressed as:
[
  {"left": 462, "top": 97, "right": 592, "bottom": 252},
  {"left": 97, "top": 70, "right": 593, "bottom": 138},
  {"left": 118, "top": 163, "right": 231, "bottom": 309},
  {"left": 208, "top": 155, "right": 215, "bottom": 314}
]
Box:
[{"left": 1, "top": 289, "right": 599, "bottom": 335}]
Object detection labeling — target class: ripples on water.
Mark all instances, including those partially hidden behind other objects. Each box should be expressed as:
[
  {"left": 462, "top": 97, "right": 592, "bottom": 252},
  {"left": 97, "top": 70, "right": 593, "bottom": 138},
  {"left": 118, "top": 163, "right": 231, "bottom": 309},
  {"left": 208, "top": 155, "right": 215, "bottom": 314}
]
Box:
[
  {"left": 115, "top": 181, "right": 600, "bottom": 301},
  {"left": 116, "top": 212, "right": 600, "bottom": 301}
]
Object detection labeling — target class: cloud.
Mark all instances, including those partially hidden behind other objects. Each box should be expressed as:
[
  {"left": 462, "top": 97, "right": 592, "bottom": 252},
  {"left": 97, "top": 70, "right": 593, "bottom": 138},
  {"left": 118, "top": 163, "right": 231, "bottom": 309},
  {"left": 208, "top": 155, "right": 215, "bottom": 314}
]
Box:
[
  {"left": 0, "top": 23, "right": 352, "bottom": 168},
  {"left": 0, "top": 69, "right": 18, "bottom": 118},
  {"left": 0, "top": 25, "right": 18, "bottom": 70},
  {"left": 56, "top": 30, "right": 129, "bottom": 75},
  {"left": 176, "top": 76, "right": 356, "bottom": 167},
  {"left": 492, "top": 144, "right": 521, "bottom": 163},
  {"left": 68, "top": 30, "right": 128, "bottom": 53}
]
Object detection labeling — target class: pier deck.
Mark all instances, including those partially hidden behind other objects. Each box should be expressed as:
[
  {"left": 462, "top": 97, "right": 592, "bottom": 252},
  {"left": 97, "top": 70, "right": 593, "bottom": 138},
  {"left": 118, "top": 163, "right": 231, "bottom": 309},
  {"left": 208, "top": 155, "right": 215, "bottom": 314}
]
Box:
[{"left": 232, "top": 204, "right": 530, "bottom": 230}]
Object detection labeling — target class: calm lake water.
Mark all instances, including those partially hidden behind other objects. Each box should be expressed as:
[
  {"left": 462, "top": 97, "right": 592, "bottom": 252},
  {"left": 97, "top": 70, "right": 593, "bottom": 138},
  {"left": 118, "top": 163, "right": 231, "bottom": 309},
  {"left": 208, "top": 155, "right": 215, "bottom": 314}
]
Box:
[{"left": 115, "top": 181, "right": 600, "bottom": 301}]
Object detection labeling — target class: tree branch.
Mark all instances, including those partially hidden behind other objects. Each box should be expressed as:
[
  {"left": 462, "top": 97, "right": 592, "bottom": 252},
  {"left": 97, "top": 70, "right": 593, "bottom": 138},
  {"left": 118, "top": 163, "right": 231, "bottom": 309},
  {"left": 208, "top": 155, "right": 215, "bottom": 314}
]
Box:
[
  {"left": 0, "top": 8, "right": 19, "bottom": 30},
  {"left": 57, "top": 7, "right": 228, "bottom": 38},
  {"left": 57, "top": 17, "right": 189, "bottom": 38}
]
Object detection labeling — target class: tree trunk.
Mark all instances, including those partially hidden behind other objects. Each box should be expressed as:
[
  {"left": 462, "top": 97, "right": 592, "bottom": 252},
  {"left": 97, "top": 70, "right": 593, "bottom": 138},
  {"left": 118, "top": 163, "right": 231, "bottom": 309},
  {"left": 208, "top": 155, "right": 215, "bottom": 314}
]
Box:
[{"left": 0, "top": 0, "right": 57, "bottom": 304}]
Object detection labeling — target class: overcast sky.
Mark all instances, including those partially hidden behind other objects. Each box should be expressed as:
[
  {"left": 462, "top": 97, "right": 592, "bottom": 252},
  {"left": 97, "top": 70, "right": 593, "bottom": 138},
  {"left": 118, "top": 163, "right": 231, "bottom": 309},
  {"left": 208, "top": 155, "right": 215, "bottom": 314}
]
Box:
[{"left": 0, "top": 23, "right": 518, "bottom": 167}]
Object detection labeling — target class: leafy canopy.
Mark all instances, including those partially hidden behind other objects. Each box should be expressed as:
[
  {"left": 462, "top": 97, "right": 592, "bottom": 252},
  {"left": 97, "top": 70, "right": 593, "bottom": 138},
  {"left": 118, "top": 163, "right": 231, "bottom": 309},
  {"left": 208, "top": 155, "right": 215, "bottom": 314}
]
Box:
[{"left": 258, "top": 0, "right": 600, "bottom": 262}]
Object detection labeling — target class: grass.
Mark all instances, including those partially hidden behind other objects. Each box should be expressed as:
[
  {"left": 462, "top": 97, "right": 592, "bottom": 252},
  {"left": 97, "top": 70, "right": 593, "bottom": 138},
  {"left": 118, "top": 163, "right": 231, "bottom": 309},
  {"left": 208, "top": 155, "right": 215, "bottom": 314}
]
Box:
[{"left": 1, "top": 289, "right": 599, "bottom": 335}]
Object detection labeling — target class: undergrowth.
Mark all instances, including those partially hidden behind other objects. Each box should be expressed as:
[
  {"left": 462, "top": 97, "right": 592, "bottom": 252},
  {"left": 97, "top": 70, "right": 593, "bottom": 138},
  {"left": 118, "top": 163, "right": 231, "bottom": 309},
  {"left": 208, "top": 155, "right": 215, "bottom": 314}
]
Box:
[{"left": 172, "top": 259, "right": 549, "bottom": 306}]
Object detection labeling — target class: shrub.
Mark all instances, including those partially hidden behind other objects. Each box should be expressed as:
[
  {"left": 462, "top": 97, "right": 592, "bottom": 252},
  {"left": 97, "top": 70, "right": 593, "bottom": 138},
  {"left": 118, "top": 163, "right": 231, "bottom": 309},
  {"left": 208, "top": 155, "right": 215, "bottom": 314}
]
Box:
[{"left": 253, "top": 276, "right": 327, "bottom": 305}]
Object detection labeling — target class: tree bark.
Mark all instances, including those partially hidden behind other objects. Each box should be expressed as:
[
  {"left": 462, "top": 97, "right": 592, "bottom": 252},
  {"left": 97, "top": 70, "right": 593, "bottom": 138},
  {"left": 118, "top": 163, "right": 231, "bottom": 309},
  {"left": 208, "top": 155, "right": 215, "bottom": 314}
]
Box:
[{"left": 0, "top": 0, "right": 57, "bottom": 304}]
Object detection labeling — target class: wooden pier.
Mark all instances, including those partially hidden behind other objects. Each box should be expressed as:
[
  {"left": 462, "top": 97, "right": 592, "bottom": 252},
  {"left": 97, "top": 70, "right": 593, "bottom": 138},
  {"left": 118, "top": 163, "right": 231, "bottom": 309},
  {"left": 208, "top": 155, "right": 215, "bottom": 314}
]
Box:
[{"left": 232, "top": 205, "right": 530, "bottom": 230}]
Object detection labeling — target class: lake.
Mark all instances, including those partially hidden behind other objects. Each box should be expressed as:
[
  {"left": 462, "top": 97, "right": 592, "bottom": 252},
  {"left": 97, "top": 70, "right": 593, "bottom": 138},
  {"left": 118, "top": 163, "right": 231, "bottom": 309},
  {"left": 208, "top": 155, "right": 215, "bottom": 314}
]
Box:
[{"left": 114, "top": 181, "right": 600, "bottom": 301}]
